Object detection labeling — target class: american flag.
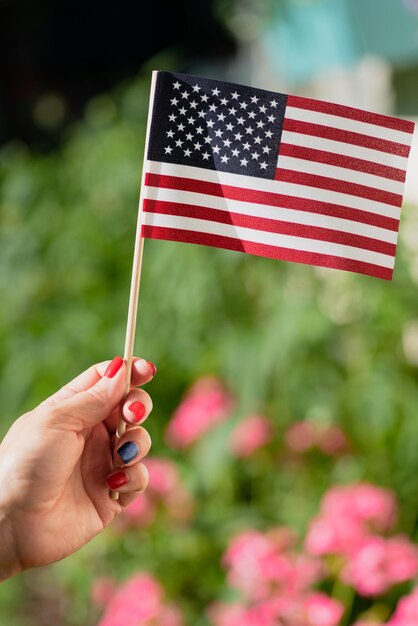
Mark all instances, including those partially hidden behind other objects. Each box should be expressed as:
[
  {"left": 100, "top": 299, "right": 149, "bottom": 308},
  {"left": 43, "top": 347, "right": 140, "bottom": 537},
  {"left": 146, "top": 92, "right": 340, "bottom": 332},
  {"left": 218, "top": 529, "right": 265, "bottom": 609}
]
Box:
[{"left": 141, "top": 71, "right": 415, "bottom": 280}]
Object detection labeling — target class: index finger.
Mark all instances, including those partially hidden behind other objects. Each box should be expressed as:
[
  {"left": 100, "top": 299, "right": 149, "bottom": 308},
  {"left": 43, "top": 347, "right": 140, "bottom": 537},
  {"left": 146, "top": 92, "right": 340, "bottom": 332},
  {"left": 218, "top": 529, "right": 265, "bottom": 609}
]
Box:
[{"left": 40, "top": 357, "right": 156, "bottom": 407}]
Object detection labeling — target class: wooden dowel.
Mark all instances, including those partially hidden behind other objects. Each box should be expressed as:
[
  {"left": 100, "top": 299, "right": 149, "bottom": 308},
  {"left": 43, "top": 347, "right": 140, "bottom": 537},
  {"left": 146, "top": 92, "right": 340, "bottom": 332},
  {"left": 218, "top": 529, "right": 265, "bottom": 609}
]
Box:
[{"left": 110, "top": 71, "right": 158, "bottom": 500}]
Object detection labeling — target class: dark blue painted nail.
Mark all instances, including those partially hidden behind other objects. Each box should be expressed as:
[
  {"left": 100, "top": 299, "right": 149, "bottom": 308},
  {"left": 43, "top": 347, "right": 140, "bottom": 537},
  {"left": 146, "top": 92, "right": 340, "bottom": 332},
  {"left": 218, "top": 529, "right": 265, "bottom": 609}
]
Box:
[{"left": 117, "top": 441, "right": 139, "bottom": 464}]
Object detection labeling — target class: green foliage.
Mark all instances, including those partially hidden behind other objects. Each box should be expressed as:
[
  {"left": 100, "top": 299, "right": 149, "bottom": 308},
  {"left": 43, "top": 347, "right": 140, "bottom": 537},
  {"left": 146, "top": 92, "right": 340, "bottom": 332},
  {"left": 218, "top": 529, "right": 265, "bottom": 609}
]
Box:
[{"left": 1, "top": 71, "right": 418, "bottom": 624}]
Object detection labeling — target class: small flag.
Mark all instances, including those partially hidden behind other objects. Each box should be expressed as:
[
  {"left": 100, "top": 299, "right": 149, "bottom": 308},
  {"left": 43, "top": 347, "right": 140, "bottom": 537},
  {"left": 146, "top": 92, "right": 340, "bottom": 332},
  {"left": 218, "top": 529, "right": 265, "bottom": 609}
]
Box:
[{"left": 142, "top": 71, "right": 415, "bottom": 280}]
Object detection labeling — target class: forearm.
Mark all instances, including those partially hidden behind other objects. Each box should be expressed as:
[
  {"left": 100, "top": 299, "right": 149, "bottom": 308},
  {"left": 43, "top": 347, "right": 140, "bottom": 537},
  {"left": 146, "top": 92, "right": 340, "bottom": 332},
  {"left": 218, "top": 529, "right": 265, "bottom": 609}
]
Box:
[{"left": 0, "top": 509, "right": 21, "bottom": 582}]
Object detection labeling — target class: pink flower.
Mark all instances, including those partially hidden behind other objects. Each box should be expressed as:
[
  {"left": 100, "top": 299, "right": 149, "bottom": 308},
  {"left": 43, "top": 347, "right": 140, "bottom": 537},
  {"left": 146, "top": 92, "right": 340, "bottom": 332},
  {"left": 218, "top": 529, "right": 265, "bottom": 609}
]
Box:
[
  {"left": 388, "top": 586, "right": 418, "bottom": 625},
  {"left": 230, "top": 415, "right": 274, "bottom": 458},
  {"left": 285, "top": 421, "right": 348, "bottom": 457},
  {"left": 91, "top": 577, "right": 116, "bottom": 607},
  {"left": 341, "top": 535, "right": 418, "bottom": 597},
  {"left": 120, "top": 491, "right": 156, "bottom": 528},
  {"left": 285, "top": 420, "right": 317, "bottom": 453},
  {"left": 145, "top": 457, "right": 180, "bottom": 496},
  {"left": 302, "top": 593, "right": 344, "bottom": 626},
  {"left": 96, "top": 573, "right": 184, "bottom": 626},
  {"left": 165, "top": 377, "right": 234, "bottom": 448},
  {"left": 305, "top": 513, "right": 364, "bottom": 557},
  {"left": 317, "top": 425, "right": 349, "bottom": 456},
  {"left": 322, "top": 484, "right": 397, "bottom": 532}
]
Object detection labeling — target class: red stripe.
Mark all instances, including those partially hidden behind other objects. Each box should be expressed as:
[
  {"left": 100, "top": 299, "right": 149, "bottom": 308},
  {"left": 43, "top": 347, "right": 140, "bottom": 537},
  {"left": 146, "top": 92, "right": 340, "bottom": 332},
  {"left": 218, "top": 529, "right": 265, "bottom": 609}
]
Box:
[
  {"left": 142, "top": 225, "right": 393, "bottom": 281},
  {"left": 274, "top": 168, "right": 403, "bottom": 207},
  {"left": 143, "top": 199, "right": 396, "bottom": 257},
  {"left": 287, "top": 94, "right": 415, "bottom": 135},
  {"left": 283, "top": 118, "right": 411, "bottom": 157},
  {"left": 278, "top": 143, "right": 407, "bottom": 183},
  {"left": 145, "top": 173, "right": 400, "bottom": 232}
]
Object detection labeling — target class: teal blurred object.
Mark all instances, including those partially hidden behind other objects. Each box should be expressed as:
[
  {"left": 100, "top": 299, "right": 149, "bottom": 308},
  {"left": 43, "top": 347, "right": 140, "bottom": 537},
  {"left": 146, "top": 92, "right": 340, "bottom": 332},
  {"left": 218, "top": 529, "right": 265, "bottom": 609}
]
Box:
[{"left": 264, "top": 0, "right": 418, "bottom": 85}]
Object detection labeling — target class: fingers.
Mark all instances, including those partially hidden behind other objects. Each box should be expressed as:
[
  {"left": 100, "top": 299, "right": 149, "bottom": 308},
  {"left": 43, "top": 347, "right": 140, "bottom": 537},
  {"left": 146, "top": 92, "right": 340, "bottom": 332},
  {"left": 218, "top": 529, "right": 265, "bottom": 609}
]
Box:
[
  {"left": 113, "top": 426, "right": 152, "bottom": 467},
  {"left": 40, "top": 356, "right": 156, "bottom": 407},
  {"left": 105, "top": 463, "right": 149, "bottom": 504}
]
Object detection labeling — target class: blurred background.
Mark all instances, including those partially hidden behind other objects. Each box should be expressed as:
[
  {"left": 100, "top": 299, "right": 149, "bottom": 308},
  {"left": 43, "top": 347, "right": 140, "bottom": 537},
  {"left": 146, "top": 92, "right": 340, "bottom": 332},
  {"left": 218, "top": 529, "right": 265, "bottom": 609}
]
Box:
[{"left": 2, "top": 1, "right": 418, "bottom": 625}]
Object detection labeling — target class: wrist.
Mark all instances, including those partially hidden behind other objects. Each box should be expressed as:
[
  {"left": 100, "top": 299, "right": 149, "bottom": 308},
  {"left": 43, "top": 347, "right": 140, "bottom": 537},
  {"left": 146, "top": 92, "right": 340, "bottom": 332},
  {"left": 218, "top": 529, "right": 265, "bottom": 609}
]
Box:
[{"left": 0, "top": 508, "right": 22, "bottom": 582}]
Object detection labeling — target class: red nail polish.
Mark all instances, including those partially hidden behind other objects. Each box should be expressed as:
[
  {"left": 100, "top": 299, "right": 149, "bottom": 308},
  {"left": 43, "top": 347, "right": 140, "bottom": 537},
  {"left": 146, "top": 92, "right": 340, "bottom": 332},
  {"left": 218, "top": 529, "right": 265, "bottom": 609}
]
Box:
[
  {"left": 146, "top": 361, "right": 157, "bottom": 376},
  {"left": 129, "top": 401, "right": 146, "bottom": 422},
  {"left": 104, "top": 356, "right": 123, "bottom": 378},
  {"left": 106, "top": 471, "right": 129, "bottom": 490}
]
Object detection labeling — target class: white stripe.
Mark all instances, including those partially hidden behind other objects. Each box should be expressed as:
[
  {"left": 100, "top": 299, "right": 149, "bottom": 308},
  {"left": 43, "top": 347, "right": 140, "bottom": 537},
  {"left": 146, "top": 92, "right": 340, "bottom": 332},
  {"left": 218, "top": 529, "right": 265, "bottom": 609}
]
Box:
[
  {"left": 144, "top": 185, "right": 398, "bottom": 244},
  {"left": 142, "top": 212, "right": 394, "bottom": 269},
  {"left": 147, "top": 161, "right": 401, "bottom": 220},
  {"left": 285, "top": 106, "right": 413, "bottom": 146},
  {"left": 281, "top": 131, "right": 409, "bottom": 170},
  {"left": 276, "top": 154, "right": 404, "bottom": 195}
]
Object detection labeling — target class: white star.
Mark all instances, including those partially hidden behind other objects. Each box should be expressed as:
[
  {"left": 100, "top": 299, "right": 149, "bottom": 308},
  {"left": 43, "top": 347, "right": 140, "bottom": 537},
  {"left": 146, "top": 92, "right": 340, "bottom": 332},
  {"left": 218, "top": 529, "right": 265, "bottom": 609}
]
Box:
[
  {"left": 186, "top": 132, "right": 193, "bottom": 141},
  {"left": 248, "top": 111, "right": 256, "bottom": 119},
  {"left": 223, "top": 138, "right": 231, "bottom": 147},
  {"left": 184, "top": 148, "right": 192, "bottom": 157},
  {"left": 201, "top": 93, "right": 209, "bottom": 102},
  {"left": 226, "top": 122, "right": 234, "bottom": 131},
  {"left": 239, "top": 101, "right": 248, "bottom": 109},
  {"left": 220, "top": 154, "right": 229, "bottom": 163},
  {"left": 265, "top": 130, "right": 273, "bottom": 138},
  {"left": 175, "top": 139, "right": 183, "bottom": 147},
  {"left": 242, "top": 141, "right": 251, "bottom": 150},
  {"left": 209, "top": 103, "right": 217, "bottom": 112},
  {"left": 236, "top": 116, "right": 245, "bottom": 125},
  {"left": 240, "top": 158, "right": 248, "bottom": 167},
  {"left": 181, "top": 90, "right": 190, "bottom": 100},
  {"left": 173, "top": 81, "right": 181, "bottom": 89},
  {"left": 231, "top": 91, "right": 239, "bottom": 100},
  {"left": 171, "top": 97, "right": 179, "bottom": 106},
  {"left": 251, "top": 151, "right": 260, "bottom": 160},
  {"left": 267, "top": 115, "right": 275, "bottom": 123},
  {"left": 168, "top": 113, "right": 177, "bottom": 122},
  {"left": 177, "top": 122, "right": 185, "bottom": 131},
  {"left": 179, "top": 107, "right": 187, "bottom": 115},
  {"left": 198, "top": 110, "right": 206, "bottom": 118},
  {"left": 212, "top": 87, "right": 220, "bottom": 96},
  {"left": 190, "top": 100, "right": 198, "bottom": 109},
  {"left": 245, "top": 126, "right": 254, "bottom": 135},
  {"left": 220, "top": 97, "right": 228, "bottom": 106},
  {"left": 207, "top": 119, "right": 215, "bottom": 128},
  {"left": 228, "top": 107, "right": 237, "bottom": 116},
  {"left": 270, "top": 100, "right": 278, "bottom": 108},
  {"left": 259, "top": 104, "right": 267, "bottom": 113},
  {"left": 250, "top": 95, "right": 259, "bottom": 104},
  {"left": 164, "top": 146, "right": 173, "bottom": 154},
  {"left": 218, "top": 112, "right": 226, "bottom": 122},
  {"left": 253, "top": 135, "right": 262, "bottom": 145},
  {"left": 202, "top": 151, "right": 210, "bottom": 160},
  {"left": 187, "top": 116, "right": 196, "bottom": 125},
  {"left": 260, "top": 162, "right": 268, "bottom": 170},
  {"left": 166, "top": 129, "right": 175, "bottom": 138},
  {"left": 192, "top": 84, "right": 201, "bottom": 92},
  {"left": 231, "top": 148, "right": 240, "bottom": 157},
  {"left": 234, "top": 132, "right": 243, "bottom": 141},
  {"left": 204, "top": 136, "right": 212, "bottom": 144},
  {"left": 212, "top": 145, "right": 221, "bottom": 154},
  {"left": 194, "top": 142, "right": 202, "bottom": 150},
  {"left": 262, "top": 146, "right": 271, "bottom": 154},
  {"left": 256, "top": 120, "right": 265, "bottom": 128},
  {"left": 214, "top": 129, "right": 223, "bottom": 138},
  {"left": 195, "top": 125, "right": 204, "bottom": 134}
]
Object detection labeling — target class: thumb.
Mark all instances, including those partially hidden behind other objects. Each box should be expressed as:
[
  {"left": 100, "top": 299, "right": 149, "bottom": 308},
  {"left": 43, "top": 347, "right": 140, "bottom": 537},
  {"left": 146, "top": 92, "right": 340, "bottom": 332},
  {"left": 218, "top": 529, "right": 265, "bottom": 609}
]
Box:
[{"left": 52, "top": 356, "right": 126, "bottom": 430}]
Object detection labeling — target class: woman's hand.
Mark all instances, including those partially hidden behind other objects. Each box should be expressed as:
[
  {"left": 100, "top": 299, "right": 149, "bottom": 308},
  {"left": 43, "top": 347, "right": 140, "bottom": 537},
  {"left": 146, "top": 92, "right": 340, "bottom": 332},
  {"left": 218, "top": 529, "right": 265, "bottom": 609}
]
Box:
[{"left": 0, "top": 356, "right": 154, "bottom": 581}]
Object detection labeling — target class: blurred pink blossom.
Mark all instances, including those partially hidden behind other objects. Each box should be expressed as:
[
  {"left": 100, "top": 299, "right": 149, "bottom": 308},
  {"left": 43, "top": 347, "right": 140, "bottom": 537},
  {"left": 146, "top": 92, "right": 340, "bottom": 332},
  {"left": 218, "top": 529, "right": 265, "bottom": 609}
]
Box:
[
  {"left": 91, "top": 577, "right": 116, "bottom": 608},
  {"left": 322, "top": 484, "right": 397, "bottom": 532},
  {"left": 230, "top": 414, "right": 274, "bottom": 458},
  {"left": 341, "top": 536, "right": 418, "bottom": 597},
  {"left": 302, "top": 592, "right": 344, "bottom": 626},
  {"left": 285, "top": 420, "right": 348, "bottom": 457},
  {"left": 387, "top": 586, "right": 418, "bottom": 625},
  {"left": 305, "top": 513, "right": 364, "bottom": 557},
  {"left": 165, "top": 377, "right": 234, "bottom": 448}
]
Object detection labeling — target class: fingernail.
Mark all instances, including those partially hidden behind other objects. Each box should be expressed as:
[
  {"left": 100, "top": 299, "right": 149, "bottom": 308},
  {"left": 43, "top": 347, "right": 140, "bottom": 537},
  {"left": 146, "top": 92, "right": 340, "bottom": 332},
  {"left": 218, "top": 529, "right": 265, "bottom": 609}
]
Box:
[
  {"left": 117, "top": 441, "right": 139, "bottom": 464},
  {"left": 146, "top": 361, "right": 157, "bottom": 376},
  {"left": 104, "top": 356, "right": 123, "bottom": 378},
  {"left": 129, "top": 401, "right": 146, "bottom": 422},
  {"left": 106, "top": 471, "right": 129, "bottom": 490}
]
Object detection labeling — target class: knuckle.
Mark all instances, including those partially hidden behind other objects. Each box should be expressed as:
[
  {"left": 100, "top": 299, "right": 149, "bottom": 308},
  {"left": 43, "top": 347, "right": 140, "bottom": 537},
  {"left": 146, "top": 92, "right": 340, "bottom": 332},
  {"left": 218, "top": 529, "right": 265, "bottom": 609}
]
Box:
[{"left": 138, "top": 463, "right": 149, "bottom": 492}]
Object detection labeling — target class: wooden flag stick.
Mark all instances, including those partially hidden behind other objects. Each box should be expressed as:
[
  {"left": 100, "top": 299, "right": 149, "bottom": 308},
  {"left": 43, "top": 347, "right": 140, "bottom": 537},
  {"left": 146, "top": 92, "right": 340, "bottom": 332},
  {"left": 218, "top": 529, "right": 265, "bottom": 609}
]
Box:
[{"left": 110, "top": 71, "right": 158, "bottom": 500}]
